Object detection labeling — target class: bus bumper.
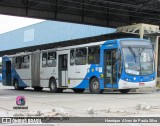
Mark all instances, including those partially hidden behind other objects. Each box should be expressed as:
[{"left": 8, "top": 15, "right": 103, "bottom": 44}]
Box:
[{"left": 118, "top": 79, "right": 156, "bottom": 89}]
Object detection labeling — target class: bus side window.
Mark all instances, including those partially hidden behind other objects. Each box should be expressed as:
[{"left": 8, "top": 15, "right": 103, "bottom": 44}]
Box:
[
  {"left": 48, "top": 52, "right": 57, "bottom": 67},
  {"left": 88, "top": 46, "right": 100, "bottom": 64},
  {"left": 22, "top": 55, "right": 30, "bottom": 69},
  {"left": 12, "top": 57, "right": 16, "bottom": 68},
  {"left": 75, "top": 48, "right": 87, "bottom": 65},
  {"left": 70, "top": 49, "right": 75, "bottom": 66},
  {"left": 42, "top": 53, "right": 47, "bottom": 67},
  {"left": 15, "top": 56, "right": 22, "bottom": 69}
]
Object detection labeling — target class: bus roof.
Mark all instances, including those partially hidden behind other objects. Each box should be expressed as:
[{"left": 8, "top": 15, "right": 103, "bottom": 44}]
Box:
[{"left": 3, "top": 38, "right": 150, "bottom": 58}]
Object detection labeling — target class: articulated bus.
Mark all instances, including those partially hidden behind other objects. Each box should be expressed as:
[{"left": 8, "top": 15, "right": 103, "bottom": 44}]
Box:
[{"left": 2, "top": 38, "right": 156, "bottom": 94}]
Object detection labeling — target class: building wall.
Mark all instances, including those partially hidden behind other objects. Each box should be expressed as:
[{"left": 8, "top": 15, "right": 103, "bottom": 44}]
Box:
[{"left": 0, "top": 21, "right": 115, "bottom": 51}]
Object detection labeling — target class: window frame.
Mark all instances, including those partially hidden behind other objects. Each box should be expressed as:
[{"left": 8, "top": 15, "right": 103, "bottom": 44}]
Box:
[
  {"left": 70, "top": 49, "right": 75, "bottom": 66},
  {"left": 42, "top": 52, "right": 48, "bottom": 67},
  {"left": 88, "top": 45, "right": 100, "bottom": 64},
  {"left": 75, "top": 47, "right": 87, "bottom": 65},
  {"left": 47, "top": 51, "right": 57, "bottom": 67},
  {"left": 23, "top": 55, "right": 30, "bottom": 63},
  {"left": 22, "top": 55, "right": 30, "bottom": 69},
  {"left": 15, "top": 56, "right": 22, "bottom": 69}
]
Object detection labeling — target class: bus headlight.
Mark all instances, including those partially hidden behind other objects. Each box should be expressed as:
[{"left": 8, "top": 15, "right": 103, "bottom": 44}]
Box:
[
  {"left": 125, "top": 78, "right": 132, "bottom": 82},
  {"left": 150, "top": 77, "right": 154, "bottom": 80}
]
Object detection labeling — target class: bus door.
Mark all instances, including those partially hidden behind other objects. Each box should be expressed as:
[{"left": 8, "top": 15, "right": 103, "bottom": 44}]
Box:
[
  {"left": 58, "top": 54, "right": 68, "bottom": 87},
  {"left": 3, "top": 60, "right": 12, "bottom": 85},
  {"left": 104, "top": 49, "right": 118, "bottom": 87}
]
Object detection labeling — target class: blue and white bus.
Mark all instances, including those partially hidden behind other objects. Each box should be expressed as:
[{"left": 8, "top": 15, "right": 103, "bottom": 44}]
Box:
[{"left": 2, "top": 38, "right": 156, "bottom": 94}]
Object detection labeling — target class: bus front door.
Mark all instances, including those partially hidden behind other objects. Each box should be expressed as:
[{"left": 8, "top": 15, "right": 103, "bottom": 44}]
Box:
[
  {"left": 104, "top": 49, "right": 117, "bottom": 88},
  {"left": 5, "top": 61, "right": 12, "bottom": 86},
  {"left": 58, "top": 54, "right": 68, "bottom": 87}
]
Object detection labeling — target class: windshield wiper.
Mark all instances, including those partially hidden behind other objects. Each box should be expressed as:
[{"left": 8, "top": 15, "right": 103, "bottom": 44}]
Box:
[
  {"left": 139, "top": 48, "right": 145, "bottom": 55},
  {"left": 128, "top": 46, "right": 137, "bottom": 62}
]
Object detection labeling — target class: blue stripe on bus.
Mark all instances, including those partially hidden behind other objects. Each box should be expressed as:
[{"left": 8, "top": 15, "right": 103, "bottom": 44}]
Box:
[{"left": 74, "top": 40, "right": 119, "bottom": 89}]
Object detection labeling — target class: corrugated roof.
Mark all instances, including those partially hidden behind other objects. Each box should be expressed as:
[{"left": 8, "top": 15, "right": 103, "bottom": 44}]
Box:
[{"left": 0, "top": 20, "right": 115, "bottom": 52}]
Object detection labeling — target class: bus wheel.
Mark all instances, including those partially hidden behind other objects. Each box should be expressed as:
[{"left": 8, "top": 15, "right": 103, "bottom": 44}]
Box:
[
  {"left": 34, "top": 87, "right": 43, "bottom": 91},
  {"left": 49, "top": 78, "right": 62, "bottom": 93},
  {"left": 73, "top": 89, "right": 85, "bottom": 93},
  {"left": 14, "top": 79, "right": 19, "bottom": 90},
  {"left": 90, "top": 78, "right": 103, "bottom": 94},
  {"left": 119, "top": 89, "right": 130, "bottom": 94},
  {"left": 13, "top": 79, "right": 24, "bottom": 90}
]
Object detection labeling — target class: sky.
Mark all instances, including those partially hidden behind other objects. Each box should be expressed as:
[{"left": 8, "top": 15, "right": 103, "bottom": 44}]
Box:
[
  {"left": 0, "top": 14, "right": 44, "bottom": 34},
  {"left": 0, "top": 14, "right": 45, "bottom": 62}
]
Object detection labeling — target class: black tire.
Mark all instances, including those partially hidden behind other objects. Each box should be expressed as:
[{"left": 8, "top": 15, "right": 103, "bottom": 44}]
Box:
[
  {"left": 49, "top": 78, "right": 63, "bottom": 93},
  {"left": 57, "top": 88, "right": 63, "bottom": 93},
  {"left": 73, "top": 89, "right": 85, "bottom": 93},
  {"left": 13, "top": 79, "right": 24, "bottom": 90},
  {"left": 119, "top": 89, "right": 130, "bottom": 94},
  {"left": 34, "top": 87, "right": 43, "bottom": 91},
  {"left": 13, "top": 79, "right": 19, "bottom": 90},
  {"left": 89, "top": 78, "right": 104, "bottom": 94}
]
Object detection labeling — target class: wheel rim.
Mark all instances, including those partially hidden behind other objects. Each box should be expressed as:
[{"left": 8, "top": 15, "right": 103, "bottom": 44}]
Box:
[
  {"left": 93, "top": 81, "right": 99, "bottom": 90},
  {"left": 51, "top": 82, "right": 56, "bottom": 90},
  {"left": 15, "top": 81, "right": 18, "bottom": 88}
]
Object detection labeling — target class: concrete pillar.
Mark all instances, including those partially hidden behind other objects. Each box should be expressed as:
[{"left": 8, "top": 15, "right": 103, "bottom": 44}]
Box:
[{"left": 139, "top": 24, "right": 144, "bottom": 39}]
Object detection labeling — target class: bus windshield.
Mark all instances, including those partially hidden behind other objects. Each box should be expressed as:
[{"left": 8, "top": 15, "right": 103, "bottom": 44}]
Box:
[{"left": 122, "top": 47, "right": 154, "bottom": 76}]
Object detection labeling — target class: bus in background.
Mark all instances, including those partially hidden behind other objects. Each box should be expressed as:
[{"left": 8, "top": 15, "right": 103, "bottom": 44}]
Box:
[{"left": 2, "top": 38, "right": 156, "bottom": 94}]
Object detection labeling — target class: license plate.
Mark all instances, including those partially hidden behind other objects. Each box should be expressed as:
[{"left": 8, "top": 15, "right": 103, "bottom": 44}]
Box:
[{"left": 139, "top": 83, "right": 145, "bottom": 86}]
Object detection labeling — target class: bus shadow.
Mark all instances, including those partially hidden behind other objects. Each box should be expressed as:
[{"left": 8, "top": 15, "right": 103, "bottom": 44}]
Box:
[{"left": 4, "top": 88, "right": 151, "bottom": 95}]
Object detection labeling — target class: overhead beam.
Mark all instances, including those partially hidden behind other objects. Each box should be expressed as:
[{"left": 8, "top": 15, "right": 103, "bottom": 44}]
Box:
[{"left": 0, "top": 0, "right": 159, "bottom": 27}]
